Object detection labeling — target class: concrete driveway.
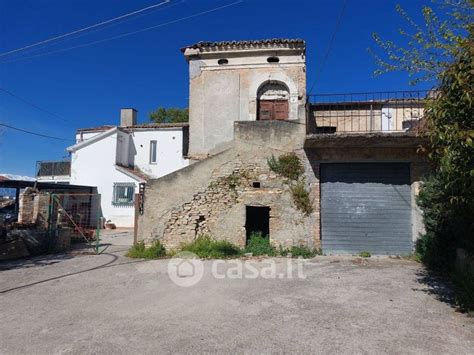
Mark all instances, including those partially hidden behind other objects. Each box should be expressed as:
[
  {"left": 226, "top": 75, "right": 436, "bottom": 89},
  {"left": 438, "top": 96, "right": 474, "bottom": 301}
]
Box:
[{"left": 1, "top": 232, "right": 473, "bottom": 354}]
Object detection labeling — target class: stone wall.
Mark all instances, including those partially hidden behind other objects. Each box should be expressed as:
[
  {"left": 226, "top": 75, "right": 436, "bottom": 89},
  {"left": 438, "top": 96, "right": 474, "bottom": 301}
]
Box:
[
  {"left": 137, "top": 120, "right": 319, "bottom": 250},
  {"left": 138, "top": 118, "right": 430, "bottom": 252},
  {"left": 18, "top": 188, "right": 50, "bottom": 226}
]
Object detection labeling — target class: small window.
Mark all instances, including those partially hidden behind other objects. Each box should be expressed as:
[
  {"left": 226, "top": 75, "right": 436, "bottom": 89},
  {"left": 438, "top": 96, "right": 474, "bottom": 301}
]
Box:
[
  {"left": 150, "top": 140, "right": 157, "bottom": 164},
  {"left": 217, "top": 58, "right": 228, "bottom": 65},
  {"left": 113, "top": 183, "right": 135, "bottom": 206},
  {"left": 252, "top": 181, "right": 261, "bottom": 188},
  {"left": 267, "top": 56, "right": 279, "bottom": 63}
]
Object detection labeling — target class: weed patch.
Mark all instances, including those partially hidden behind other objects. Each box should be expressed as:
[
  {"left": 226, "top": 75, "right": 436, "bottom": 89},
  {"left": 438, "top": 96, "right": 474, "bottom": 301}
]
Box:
[
  {"left": 126, "top": 240, "right": 166, "bottom": 259},
  {"left": 245, "top": 232, "right": 276, "bottom": 256},
  {"left": 280, "top": 245, "right": 320, "bottom": 258},
  {"left": 290, "top": 180, "right": 313, "bottom": 215},
  {"left": 267, "top": 153, "right": 304, "bottom": 181},
  {"left": 358, "top": 251, "right": 371, "bottom": 258},
  {"left": 180, "top": 235, "right": 241, "bottom": 258}
]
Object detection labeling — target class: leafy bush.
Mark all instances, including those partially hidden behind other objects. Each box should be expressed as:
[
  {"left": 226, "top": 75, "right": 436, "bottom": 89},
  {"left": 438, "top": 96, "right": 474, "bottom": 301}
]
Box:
[
  {"left": 453, "top": 265, "right": 474, "bottom": 312},
  {"left": 280, "top": 245, "right": 320, "bottom": 258},
  {"left": 290, "top": 180, "right": 313, "bottom": 215},
  {"left": 244, "top": 232, "right": 276, "bottom": 256},
  {"left": 180, "top": 235, "right": 241, "bottom": 258},
  {"left": 126, "top": 240, "right": 166, "bottom": 259},
  {"left": 267, "top": 153, "right": 304, "bottom": 181},
  {"left": 415, "top": 42, "right": 474, "bottom": 272},
  {"left": 358, "top": 251, "right": 371, "bottom": 258}
]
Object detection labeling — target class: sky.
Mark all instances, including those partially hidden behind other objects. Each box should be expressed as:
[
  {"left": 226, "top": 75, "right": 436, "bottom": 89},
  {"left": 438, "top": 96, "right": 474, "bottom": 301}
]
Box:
[{"left": 0, "top": 0, "right": 435, "bottom": 176}]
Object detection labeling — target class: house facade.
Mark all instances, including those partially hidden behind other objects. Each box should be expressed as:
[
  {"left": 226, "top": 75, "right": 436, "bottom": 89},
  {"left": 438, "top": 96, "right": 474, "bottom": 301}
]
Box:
[
  {"left": 67, "top": 109, "right": 189, "bottom": 227},
  {"left": 137, "top": 38, "right": 430, "bottom": 255}
]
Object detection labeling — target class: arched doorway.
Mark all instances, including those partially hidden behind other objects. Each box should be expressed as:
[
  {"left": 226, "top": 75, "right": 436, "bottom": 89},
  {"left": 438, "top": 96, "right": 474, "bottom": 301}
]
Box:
[{"left": 257, "top": 81, "right": 289, "bottom": 120}]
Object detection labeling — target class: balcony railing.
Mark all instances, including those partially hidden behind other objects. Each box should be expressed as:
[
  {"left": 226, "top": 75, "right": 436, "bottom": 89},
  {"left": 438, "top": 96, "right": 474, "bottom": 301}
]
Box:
[
  {"left": 307, "top": 90, "right": 429, "bottom": 134},
  {"left": 36, "top": 160, "right": 71, "bottom": 178}
]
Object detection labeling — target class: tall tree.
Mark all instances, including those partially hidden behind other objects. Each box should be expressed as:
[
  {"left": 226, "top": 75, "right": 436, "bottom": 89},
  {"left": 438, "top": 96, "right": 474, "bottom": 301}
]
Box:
[
  {"left": 371, "top": 0, "right": 474, "bottom": 309},
  {"left": 149, "top": 107, "right": 189, "bottom": 124},
  {"left": 369, "top": 0, "right": 473, "bottom": 84}
]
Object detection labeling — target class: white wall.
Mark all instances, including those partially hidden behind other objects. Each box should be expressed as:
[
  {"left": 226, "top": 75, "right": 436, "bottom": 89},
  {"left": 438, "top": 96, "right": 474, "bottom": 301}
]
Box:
[
  {"left": 69, "top": 127, "right": 189, "bottom": 227},
  {"left": 70, "top": 130, "right": 137, "bottom": 227},
  {"left": 75, "top": 131, "right": 105, "bottom": 143},
  {"left": 128, "top": 128, "right": 188, "bottom": 178}
]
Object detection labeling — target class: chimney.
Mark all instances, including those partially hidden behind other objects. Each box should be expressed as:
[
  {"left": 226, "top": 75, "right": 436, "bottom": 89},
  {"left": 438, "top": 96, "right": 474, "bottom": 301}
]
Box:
[{"left": 120, "top": 108, "right": 137, "bottom": 127}]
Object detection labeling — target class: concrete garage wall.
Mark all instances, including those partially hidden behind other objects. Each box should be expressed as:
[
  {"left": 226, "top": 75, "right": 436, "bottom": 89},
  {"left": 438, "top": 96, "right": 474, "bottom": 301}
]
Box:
[
  {"left": 305, "top": 147, "right": 431, "bottom": 248},
  {"left": 137, "top": 120, "right": 320, "bottom": 250}
]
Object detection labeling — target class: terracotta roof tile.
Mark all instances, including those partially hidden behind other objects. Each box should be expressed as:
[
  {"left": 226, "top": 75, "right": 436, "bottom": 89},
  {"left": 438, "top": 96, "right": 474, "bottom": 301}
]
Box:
[
  {"left": 77, "top": 123, "right": 188, "bottom": 133},
  {"left": 181, "top": 38, "right": 305, "bottom": 52}
]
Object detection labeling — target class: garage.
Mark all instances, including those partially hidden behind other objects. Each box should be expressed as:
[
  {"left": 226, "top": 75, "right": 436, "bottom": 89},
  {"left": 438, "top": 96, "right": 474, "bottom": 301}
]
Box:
[{"left": 321, "top": 163, "right": 412, "bottom": 255}]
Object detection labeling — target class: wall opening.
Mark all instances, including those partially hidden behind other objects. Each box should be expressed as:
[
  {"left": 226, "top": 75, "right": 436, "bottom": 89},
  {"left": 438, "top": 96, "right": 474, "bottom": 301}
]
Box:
[{"left": 245, "top": 206, "right": 270, "bottom": 243}]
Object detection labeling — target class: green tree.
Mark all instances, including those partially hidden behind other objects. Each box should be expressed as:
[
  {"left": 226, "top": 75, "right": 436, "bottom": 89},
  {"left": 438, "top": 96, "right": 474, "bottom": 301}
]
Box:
[
  {"left": 149, "top": 107, "right": 188, "bottom": 124},
  {"left": 369, "top": 0, "right": 473, "bottom": 84},
  {"left": 371, "top": 1, "right": 474, "bottom": 309}
]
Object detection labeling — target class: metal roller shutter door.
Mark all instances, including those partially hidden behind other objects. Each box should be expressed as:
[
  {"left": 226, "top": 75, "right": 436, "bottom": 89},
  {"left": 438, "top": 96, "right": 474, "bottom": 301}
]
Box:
[{"left": 321, "top": 163, "right": 412, "bottom": 255}]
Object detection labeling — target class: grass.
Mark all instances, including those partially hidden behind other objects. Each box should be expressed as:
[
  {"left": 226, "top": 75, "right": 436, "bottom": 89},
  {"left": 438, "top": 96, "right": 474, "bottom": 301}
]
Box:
[
  {"left": 180, "top": 235, "right": 241, "bottom": 259},
  {"left": 358, "top": 251, "right": 372, "bottom": 258},
  {"left": 280, "top": 245, "right": 321, "bottom": 258},
  {"left": 126, "top": 240, "right": 167, "bottom": 259},
  {"left": 244, "top": 232, "right": 277, "bottom": 256}
]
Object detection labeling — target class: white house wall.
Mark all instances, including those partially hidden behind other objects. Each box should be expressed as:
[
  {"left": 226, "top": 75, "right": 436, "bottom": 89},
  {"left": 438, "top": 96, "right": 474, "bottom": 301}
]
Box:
[
  {"left": 75, "top": 131, "right": 105, "bottom": 143},
  {"left": 70, "top": 131, "right": 137, "bottom": 227},
  {"left": 129, "top": 128, "right": 189, "bottom": 177}
]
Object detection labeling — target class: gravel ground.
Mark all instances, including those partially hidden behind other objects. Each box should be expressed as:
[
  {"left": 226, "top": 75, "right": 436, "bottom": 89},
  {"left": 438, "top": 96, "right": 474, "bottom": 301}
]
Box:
[{"left": 0, "top": 231, "right": 473, "bottom": 354}]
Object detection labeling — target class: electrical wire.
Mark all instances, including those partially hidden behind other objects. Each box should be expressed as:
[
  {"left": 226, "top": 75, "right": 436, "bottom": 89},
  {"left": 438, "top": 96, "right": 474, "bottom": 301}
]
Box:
[
  {"left": 308, "top": 0, "right": 348, "bottom": 95},
  {"left": 0, "top": 0, "right": 172, "bottom": 59},
  {"left": 8, "top": 1, "right": 183, "bottom": 59},
  {"left": 0, "top": 87, "right": 72, "bottom": 124},
  {"left": 0, "top": 123, "right": 70, "bottom": 141},
  {"left": 0, "top": 0, "right": 244, "bottom": 65}
]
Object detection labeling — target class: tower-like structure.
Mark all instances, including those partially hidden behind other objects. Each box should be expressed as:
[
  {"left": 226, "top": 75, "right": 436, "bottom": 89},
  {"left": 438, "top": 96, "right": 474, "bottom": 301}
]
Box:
[{"left": 181, "top": 39, "right": 306, "bottom": 159}]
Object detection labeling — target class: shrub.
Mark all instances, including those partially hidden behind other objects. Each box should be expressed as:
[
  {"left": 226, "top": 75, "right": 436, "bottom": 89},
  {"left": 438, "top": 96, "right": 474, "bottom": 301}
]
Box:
[
  {"left": 290, "top": 180, "right": 313, "bottom": 215},
  {"left": 358, "top": 251, "right": 371, "bottom": 258},
  {"left": 180, "top": 235, "right": 241, "bottom": 258},
  {"left": 126, "top": 240, "right": 166, "bottom": 259},
  {"left": 280, "top": 245, "right": 320, "bottom": 258},
  {"left": 245, "top": 232, "right": 276, "bottom": 256},
  {"left": 267, "top": 153, "right": 304, "bottom": 181},
  {"left": 453, "top": 265, "right": 474, "bottom": 312}
]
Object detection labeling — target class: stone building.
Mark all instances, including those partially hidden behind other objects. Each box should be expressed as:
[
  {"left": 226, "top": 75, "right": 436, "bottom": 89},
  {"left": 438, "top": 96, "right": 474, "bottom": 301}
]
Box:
[{"left": 137, "top": 39, "right": 429, "bottom": 255}]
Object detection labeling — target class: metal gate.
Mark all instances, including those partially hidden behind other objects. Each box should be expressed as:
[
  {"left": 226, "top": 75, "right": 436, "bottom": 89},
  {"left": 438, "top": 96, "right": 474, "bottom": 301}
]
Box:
[
  {"left": 48, "top": 193, "right": 103, "bottom": 253},
  {"left": 321, "top": 163, "right": 412, "bottom": 255}
]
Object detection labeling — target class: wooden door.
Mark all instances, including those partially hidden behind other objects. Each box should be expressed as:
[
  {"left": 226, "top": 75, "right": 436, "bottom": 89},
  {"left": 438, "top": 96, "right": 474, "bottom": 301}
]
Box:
[{"left": 258, "top": 100, "right": 288, "bottom": 120}]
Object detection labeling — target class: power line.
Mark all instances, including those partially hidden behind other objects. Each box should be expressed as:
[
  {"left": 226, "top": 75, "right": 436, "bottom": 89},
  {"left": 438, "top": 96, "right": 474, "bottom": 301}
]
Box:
[
  {"left": 0, "top": 0, "right": 171, "bottom": 59},
  {"left": 0, "top": 0, "right": 244, "bottom": 65},
  {"left": 308, "top": 0, "right": 348, "bottom": 95},
  {"left": 10, "top": 1, "right": 183, "bottom": 59},
  {"left": 0, "top": 87, "right": 72, "bottom": 124},
  {"left": 0, "top": 123, "right": 70, "bottom": 141}
]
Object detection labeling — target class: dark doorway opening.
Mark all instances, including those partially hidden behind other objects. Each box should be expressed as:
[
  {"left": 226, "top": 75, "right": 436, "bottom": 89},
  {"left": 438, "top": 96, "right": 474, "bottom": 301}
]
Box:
[{"left": 245, "top": 206, "right": 270, "bottom": 243}]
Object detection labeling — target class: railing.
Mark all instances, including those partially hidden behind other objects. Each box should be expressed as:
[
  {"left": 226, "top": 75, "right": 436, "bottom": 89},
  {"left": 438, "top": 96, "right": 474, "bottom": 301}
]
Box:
[
  {"left": 307, "top": 90, "right": 429, "bottom": 134},
  {"left": 36, "top": 160, "right": 71, "bottom": 178}
]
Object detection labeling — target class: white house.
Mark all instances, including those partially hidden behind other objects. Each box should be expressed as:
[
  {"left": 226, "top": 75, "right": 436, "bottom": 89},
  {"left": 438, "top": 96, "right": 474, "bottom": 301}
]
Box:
[{"left": 67, "top": 108, "right": 189, "bottom": 227}]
